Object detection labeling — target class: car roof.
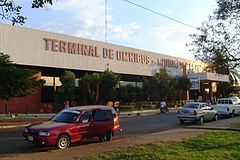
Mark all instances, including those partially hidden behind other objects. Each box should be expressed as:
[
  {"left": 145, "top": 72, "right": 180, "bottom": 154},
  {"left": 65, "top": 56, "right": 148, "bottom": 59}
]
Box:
[
  {"left": 185, "top": 102, "right": 207, "bottom": 105},
  {"left": 68, "top": 105, "right": 114, "bottom": 111},
  {"left": 229, "top": 97, "right": 240, "bottom": 100},
  {"left": 217, "top": 98, "right": 234, "bottom": 100}
]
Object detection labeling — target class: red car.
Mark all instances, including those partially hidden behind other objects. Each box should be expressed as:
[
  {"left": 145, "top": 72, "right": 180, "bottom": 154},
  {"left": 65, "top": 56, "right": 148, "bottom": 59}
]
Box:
[{"left": 23, "top": 105, "right": 122, "bottom": 149}]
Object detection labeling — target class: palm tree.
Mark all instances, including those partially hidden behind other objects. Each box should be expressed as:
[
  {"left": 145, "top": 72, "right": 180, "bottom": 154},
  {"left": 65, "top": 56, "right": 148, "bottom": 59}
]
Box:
[
  {"left": 80, "top": 73, "right": 100, "bottom": 104},
  {"left": 176, "top": 76, "right": 191, "bottom": 101}
]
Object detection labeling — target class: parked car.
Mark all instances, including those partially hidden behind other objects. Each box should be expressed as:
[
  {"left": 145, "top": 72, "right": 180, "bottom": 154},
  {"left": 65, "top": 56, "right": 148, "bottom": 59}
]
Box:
[
  {"left": 177, "top": 102, "right": 218, "bottom": 124},
  {"left": 23, "top": 105, "right": 122, "bottom": 149},
  {"left": 214, "top": 98, "right": 240, "bottom": 117}
]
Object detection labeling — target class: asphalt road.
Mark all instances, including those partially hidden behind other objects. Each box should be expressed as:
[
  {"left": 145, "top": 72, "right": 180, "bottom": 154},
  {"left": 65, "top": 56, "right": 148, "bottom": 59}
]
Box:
[
  {"left": 0, "top": 112, "right": 179, "bottom": 155},
  {"left": 120, "top": 112, "right": 180, "bottom": 135},
  {"left": 1, "top": 112, "right": 239, "bottom": 160}
]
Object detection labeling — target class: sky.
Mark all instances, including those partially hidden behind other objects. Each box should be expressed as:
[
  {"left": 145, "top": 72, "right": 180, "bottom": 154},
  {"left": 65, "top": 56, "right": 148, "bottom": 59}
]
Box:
[{"left": 6, "top": 0, "right": 217, "bottom": 60}]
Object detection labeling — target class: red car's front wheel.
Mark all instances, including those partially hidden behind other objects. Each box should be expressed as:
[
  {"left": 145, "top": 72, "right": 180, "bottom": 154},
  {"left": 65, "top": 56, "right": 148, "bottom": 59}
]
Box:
[{"left": 56, "top": 134, "right": 70, "bottom": 149}]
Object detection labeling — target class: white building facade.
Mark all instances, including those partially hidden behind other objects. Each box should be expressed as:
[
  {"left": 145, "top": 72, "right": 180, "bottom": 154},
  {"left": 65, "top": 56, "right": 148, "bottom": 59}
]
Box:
[
  {"left": 0, "top": 23, "right": 229, "bottom": 113},
  {"left": 0, "top": 23, "right": 206, "bottom": 77}
]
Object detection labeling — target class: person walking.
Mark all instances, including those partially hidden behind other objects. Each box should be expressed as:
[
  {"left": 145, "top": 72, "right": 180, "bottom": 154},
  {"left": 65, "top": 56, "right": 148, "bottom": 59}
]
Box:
[{"left": 64, "top": 101, "right": 70, "bottom": 109}]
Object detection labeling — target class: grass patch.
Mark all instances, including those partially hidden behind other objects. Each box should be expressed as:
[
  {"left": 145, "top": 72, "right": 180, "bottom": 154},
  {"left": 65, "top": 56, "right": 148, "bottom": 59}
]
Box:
[
  {"left": 82, "top": 131, "right": 240, "bottom": 160},
  {"left": 229, "top": 123, "right": 240, "bottom": 130}
]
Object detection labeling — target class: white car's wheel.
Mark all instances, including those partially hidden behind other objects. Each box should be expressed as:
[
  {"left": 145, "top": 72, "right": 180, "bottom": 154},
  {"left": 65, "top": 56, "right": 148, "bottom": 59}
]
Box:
[
  {"left": 179, "top": 120, "right": 184, "bottom": 124},
  {"left": 230, "top": 111, "right": 235, "bottom": 118},
  {"left": 199, "top": 116, "right": 204, "bottom": 124}
]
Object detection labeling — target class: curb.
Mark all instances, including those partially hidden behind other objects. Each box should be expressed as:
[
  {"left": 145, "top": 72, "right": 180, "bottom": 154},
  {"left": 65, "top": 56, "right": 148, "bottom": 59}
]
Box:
[
  {"left": 185, "top": 126, "right": 240, "bottom": 132},
  {"left": 119, "top": 111, "right": 159, "bottom": 118}
]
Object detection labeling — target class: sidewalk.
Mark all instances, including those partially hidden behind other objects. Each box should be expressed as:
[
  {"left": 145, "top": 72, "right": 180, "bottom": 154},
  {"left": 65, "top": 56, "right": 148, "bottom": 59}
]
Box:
[
  {"left": 0, "top": 108, "right": 175, "bottom": 129},
  {"left": 185, "top": 116, "right": 240, "bottom": 131}
]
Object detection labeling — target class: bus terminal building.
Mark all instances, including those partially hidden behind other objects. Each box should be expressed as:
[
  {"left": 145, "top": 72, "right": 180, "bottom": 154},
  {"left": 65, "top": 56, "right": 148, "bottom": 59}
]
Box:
[{"left": 0, "top": 23, "right": 229, "bottom": 113}]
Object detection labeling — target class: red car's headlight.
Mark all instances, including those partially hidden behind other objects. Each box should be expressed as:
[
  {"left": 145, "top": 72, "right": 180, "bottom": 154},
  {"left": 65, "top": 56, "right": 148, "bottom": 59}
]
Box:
[{"left": 38, "top": 131, "right": 50, "bottom": 136}]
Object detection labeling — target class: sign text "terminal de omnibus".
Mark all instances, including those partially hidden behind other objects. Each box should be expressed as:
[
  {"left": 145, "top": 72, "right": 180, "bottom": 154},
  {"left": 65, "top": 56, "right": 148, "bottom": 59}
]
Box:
[{"left": 43, "top": 38, "right": 150, "bottom": 64}]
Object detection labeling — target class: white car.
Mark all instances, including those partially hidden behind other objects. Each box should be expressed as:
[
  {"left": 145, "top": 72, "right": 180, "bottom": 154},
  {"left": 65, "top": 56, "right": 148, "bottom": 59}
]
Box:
[
  {"left": 177, "top": 102, "right": 218, "bottom": 124},
  {"left": 214, "top": 98, "right": 240, "bottom": 117}
]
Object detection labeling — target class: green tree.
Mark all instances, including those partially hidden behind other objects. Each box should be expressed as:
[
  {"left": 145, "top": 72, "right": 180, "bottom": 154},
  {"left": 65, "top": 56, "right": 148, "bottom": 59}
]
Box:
[
  {"left": 203, "top": 51, "right": 237, "bottom": 97},
  {"left": 0, "top": 0, "right": 53, "bottom": 25},
  {"left": 144, "top": 68, "right": 174, "bottom": 101},
  {"left": 215, "top": 82, "right": 233, "bottom": 98},
  {"left": 117, "top": 85, "right": 142, "bottom": 103},
  {"left": 55, "top": 71, "right": 76, "bottom": 107},
  {"left": 188, "top": 0, "right": 240, "bottom": 83},
  {"left": 79, "top": 73, "right": 101, "bottom": 105},
  {"left": 0, "top": 52, "right": 45, "bottom": 100},
  {"left": 188, "top": 0, "right": 240, "bottom": 98},
  {"left": 78, "top": 70, "right": 120, "bottom": 105},
  {"left": 175, "top": 76, "right": 191, "bottom": 101},
  {"left": 100, "top": 69, "right": 120, "bottom": 103}
]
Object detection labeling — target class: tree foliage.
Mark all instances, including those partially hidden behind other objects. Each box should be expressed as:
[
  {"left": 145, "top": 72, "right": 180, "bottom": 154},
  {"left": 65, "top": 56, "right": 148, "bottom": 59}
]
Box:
[
  {"left": 99, "top": 69, "right": 120, "bottom": 103},
  {"left": 78, "top": 69, "right": 120, "bottom": 105},
  {"left": 0, "top": 52, "right": 45, "bottom": 100},
  {"left": 0, "top": 0, "right": 53, "bottom": 25},
  {"left": 80, "top": 73, "right": 101, "bottom": 105},
  {"left": 188, "top": 0, "right": 240, "bottom": 83},
  {"left": 117, "top": 85, "right": 143, "bottom": 103},
  {"left": 32, "top": 0, "right": 53, "bottom": 8},
  {"left": 143, "top": 69, "right": 191, "bottom": 102},
  {"left": 175, "top": 76, "right": 191, "bottom": 100},
  {"left": 55, "top": 70, "right": 76, "bottom": 105},
  {"left": 143, "top": 69, "right": 175, "bottom": 101}
]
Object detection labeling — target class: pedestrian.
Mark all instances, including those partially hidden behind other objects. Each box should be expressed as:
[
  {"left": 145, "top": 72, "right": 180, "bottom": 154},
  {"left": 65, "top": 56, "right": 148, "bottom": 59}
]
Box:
[{"left": 64, "top": 101, "right": 70, "bottom": 109}]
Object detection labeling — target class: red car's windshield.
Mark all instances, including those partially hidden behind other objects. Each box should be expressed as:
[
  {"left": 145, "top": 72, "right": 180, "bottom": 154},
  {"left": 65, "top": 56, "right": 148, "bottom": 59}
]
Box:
[{"left": 51, "top": 110, "right": 80, "bottom": 123}]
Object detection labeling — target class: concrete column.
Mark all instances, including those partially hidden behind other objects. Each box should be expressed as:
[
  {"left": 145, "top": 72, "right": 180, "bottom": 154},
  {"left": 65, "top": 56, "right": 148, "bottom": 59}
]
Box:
[
  {"left": 53, "top": 77, "right": 57, "bottom": 93},
  {"left": 187, "top": 90, "right": 189, "bottom": 101}
]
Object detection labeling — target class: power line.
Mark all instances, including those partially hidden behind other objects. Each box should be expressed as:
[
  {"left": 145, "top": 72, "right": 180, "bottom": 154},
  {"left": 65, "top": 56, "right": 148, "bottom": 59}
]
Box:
[{"left": 122, "top": 0, "right": 197, "bottom": 30}]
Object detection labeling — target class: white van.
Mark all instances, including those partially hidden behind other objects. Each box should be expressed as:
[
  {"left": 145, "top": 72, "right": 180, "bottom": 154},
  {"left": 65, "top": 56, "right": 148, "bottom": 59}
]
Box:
[{"left": 214, "top": 98, "right": 240, "bottom": 117}]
